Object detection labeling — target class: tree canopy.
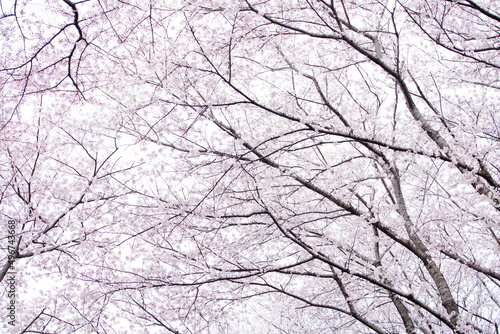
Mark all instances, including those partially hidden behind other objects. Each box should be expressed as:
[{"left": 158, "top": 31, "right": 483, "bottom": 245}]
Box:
[{"left": 1, "top": 0, "right": 499, "bottom": 333}]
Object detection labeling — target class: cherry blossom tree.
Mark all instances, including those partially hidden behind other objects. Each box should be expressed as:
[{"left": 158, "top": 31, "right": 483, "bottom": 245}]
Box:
[{"left": 1, "top": 0, "right": 499, "bottom": 333}]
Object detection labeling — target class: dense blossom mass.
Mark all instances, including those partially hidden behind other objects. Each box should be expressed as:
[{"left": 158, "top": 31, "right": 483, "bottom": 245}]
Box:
[{"left": 0, "top": 0, "right": 499, "bottom": 333}]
